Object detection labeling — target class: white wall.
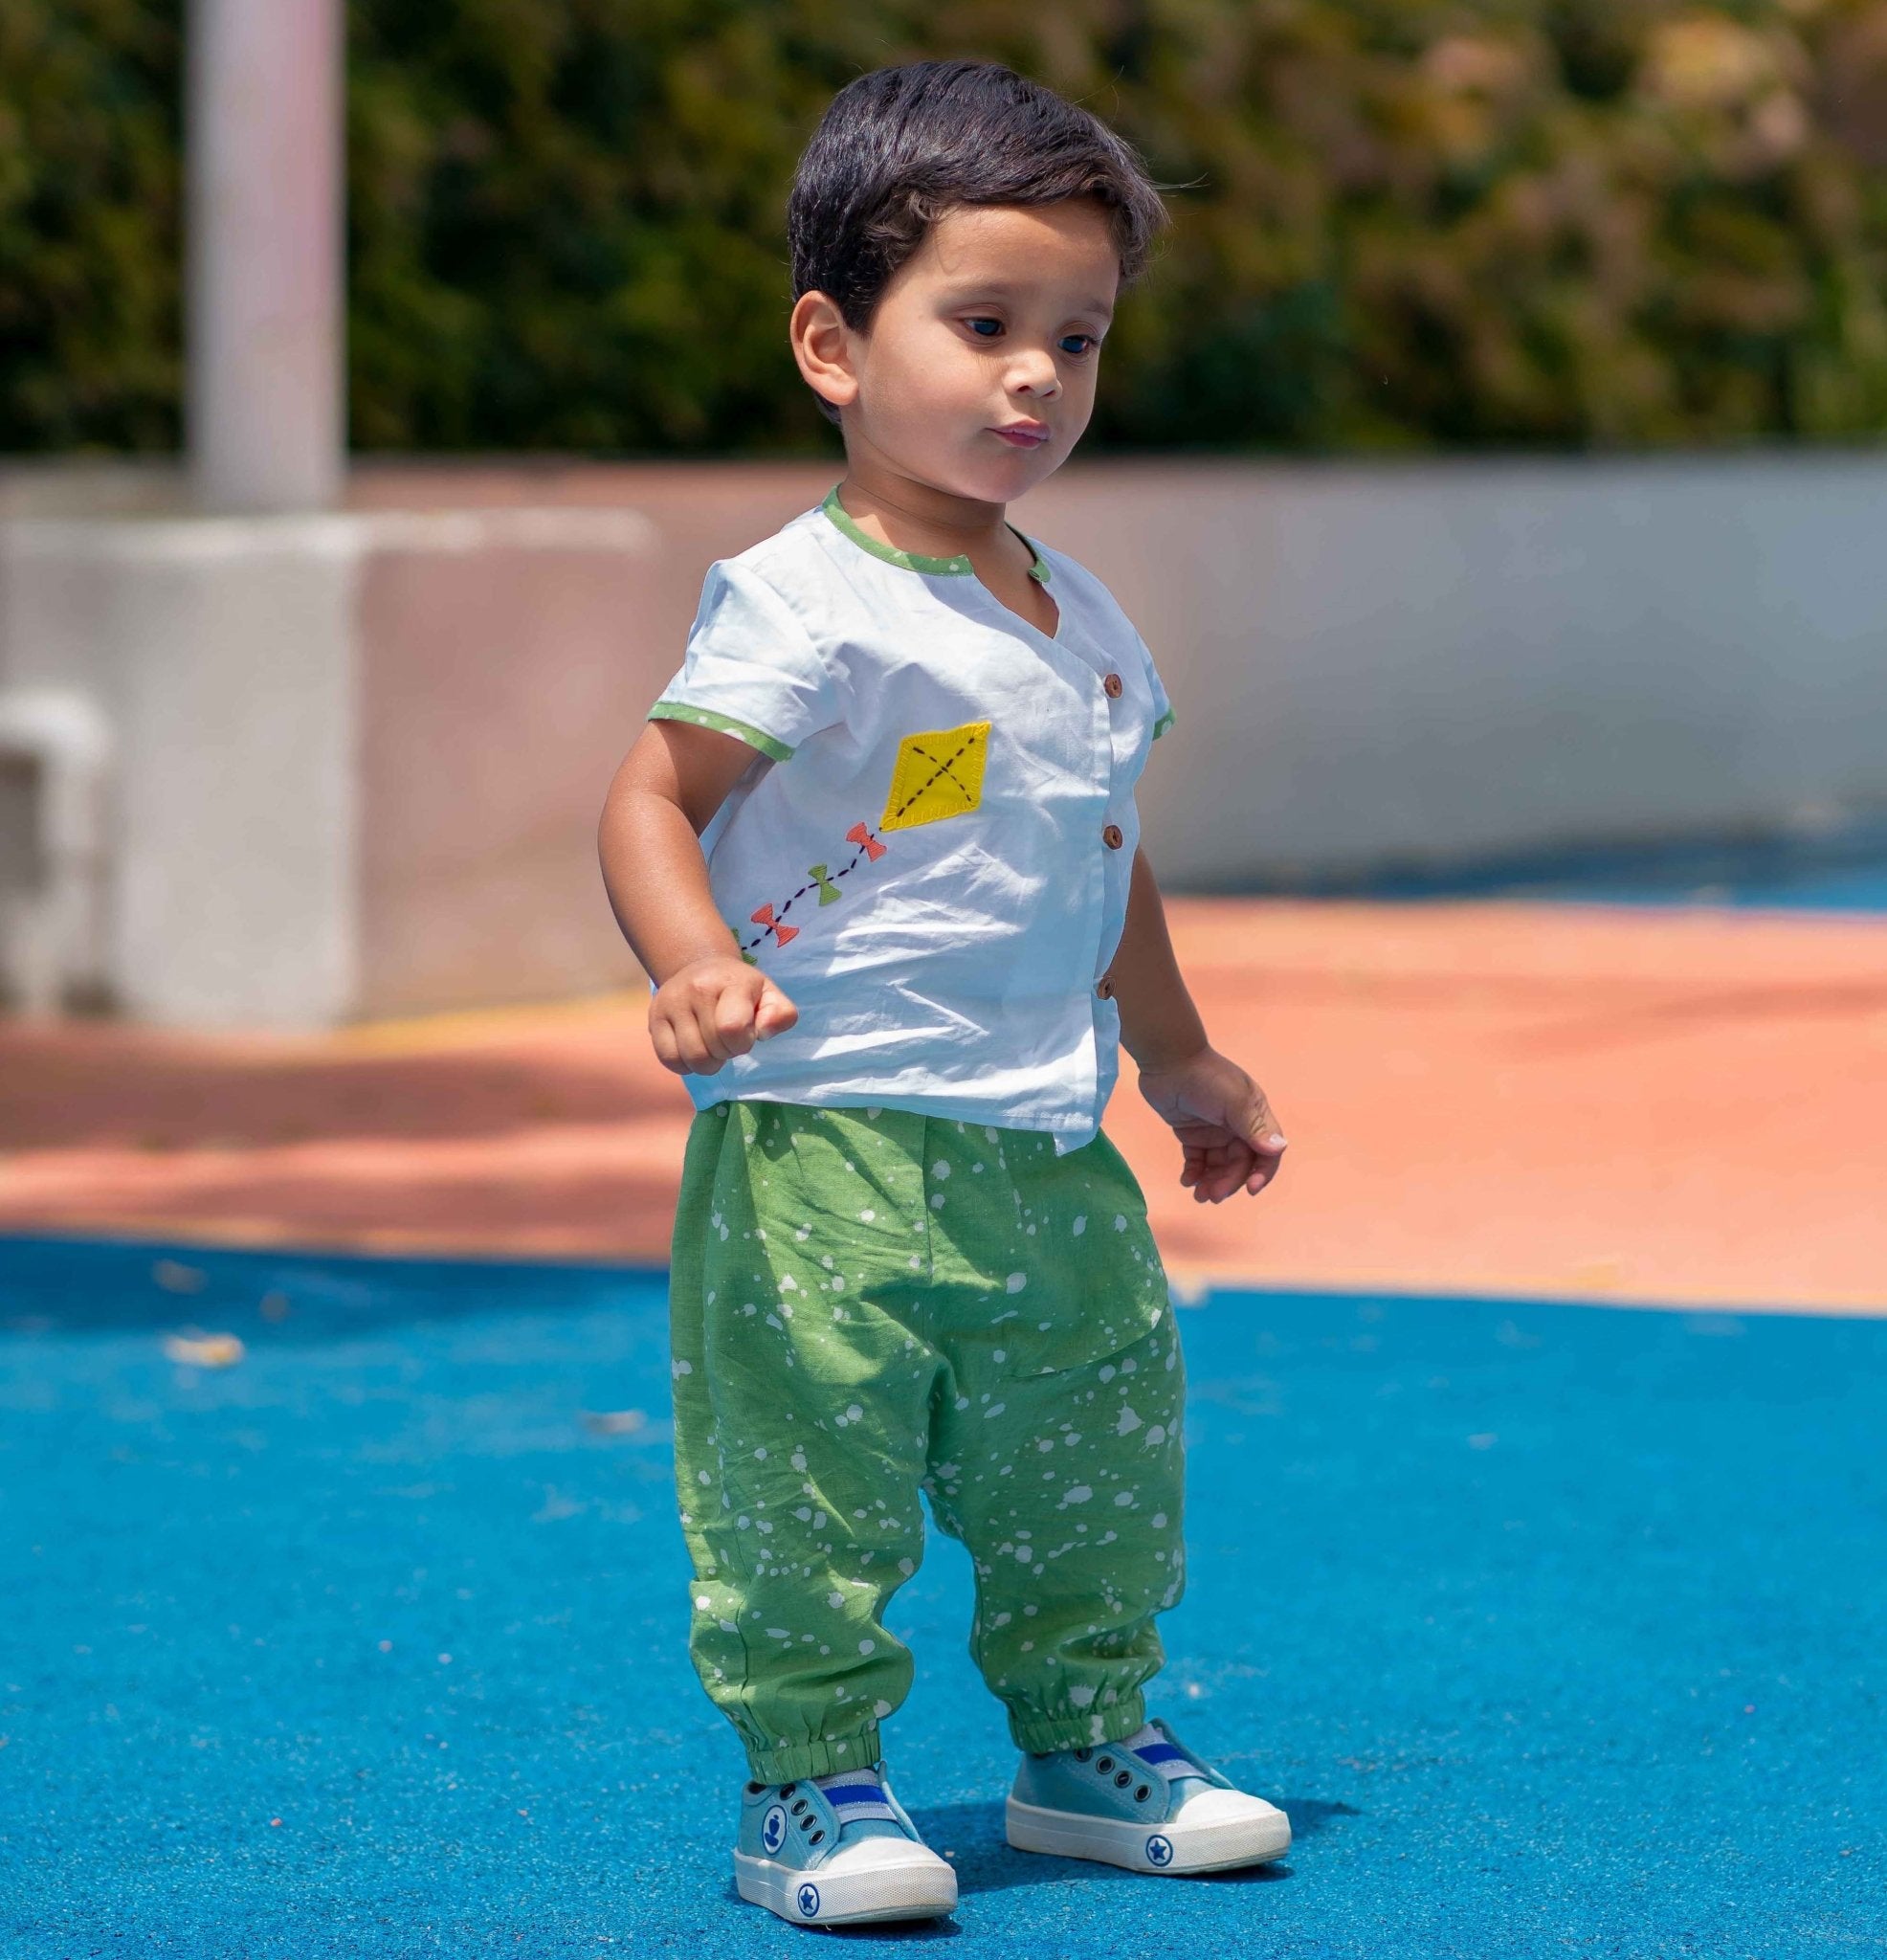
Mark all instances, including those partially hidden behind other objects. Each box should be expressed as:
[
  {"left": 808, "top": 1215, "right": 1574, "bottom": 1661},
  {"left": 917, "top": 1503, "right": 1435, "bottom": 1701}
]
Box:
[{"left": 1012, "top": 451, "right": 1887, "bottom": 883}]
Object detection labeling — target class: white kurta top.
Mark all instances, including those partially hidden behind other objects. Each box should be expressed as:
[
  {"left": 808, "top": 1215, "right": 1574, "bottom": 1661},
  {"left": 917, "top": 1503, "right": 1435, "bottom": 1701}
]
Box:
[{"left": 645, "top": 482, "right": 1175, "bottom": 1154}]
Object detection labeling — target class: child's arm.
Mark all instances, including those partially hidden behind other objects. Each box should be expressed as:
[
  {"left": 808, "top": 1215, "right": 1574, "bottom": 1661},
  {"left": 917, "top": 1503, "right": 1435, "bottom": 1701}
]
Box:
[
  {"left": 1113, "top": 843, "right": 1290, "bottom": 1203},
  {"left": 597, "top": 720, "right": 802, "bottom": 1075},
  {"left": 1112, "top": 843, "right": 1210, "bottom": 1071}
]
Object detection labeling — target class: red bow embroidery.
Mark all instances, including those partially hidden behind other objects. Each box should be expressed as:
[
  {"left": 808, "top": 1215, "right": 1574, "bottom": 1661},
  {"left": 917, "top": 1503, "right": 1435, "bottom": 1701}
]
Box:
[{"left": 748, "top": 902, "right": 799, "bottom": 947}]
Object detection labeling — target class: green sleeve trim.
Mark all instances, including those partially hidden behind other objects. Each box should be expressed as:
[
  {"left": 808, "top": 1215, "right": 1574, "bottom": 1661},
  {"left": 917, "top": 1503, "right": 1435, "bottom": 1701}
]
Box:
[
  {"left": 1152, "top": 707, "right": 1176, "bottom": 740},
  {"left": 648, "top": 700, "right": 794, "bottom": 763}
]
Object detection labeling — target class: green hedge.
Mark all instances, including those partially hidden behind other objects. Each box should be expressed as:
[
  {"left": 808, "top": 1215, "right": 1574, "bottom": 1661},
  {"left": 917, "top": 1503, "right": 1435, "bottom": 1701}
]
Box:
[
  {"left": 6, "top": 0, "right": 1887, "bottom": 455},
  {"left": 0, "top": 2, "right": 182, "bottom": 452}
]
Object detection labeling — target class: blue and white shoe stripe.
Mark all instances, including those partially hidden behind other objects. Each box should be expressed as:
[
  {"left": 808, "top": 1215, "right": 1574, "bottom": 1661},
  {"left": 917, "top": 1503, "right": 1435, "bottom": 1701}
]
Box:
[
  {"left": 810, "top": 1772, "right": 899, "bottom": 1823},
  {"left": 1122, "top": 1722, "right": 1207, "bottom": 1777},
  {"left": 737, "top": 1764, "right": 959, "bottom": 1925},
  {"left": 1006, "top": 1721, "right": 1291, "bottom": 1875},
  {"left": 1130, "top": 1742, "right": 1191, "bottom": 1767}
]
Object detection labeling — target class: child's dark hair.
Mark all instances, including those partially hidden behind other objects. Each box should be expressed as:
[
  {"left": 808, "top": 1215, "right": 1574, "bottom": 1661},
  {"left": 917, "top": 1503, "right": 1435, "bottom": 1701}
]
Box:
[{"left": 788, "top": 59, "right": 1177, "bottom": 428}]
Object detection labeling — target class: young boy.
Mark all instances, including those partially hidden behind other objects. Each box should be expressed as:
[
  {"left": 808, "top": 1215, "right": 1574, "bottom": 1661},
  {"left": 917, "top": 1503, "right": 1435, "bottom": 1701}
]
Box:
[{"left": 597, "top": 57, "right": 1292, "bottom": 1928}]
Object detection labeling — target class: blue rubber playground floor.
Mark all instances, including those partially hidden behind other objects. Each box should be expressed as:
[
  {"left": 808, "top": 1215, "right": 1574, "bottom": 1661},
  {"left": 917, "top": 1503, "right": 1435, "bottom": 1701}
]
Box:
[{"left": 3, "top": 1236, "right": 1882, "bottom": 1958}]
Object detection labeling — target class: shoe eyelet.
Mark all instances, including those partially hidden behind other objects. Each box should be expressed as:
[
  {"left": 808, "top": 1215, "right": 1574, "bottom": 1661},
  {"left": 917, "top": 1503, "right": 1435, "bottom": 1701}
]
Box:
[
  {"left": 809, "top": 1829, "right": 825, "bottom": 1845},
  {"left": 1073, "top": 1748, "right": 1092, "bottom": 1763},
  {"left": 790, "top": 1801, "right": 809, "bottom": 1816},
  {"left": 779, "top": 1782, "right": 796, "bottom": 1797},
  {"left": 1096, "top": 1756, "right": 1114, "bottom": 1773},
  {"left": 1114, "top": 1770, "right": 1132, "bottom": 1788},
  {"left": 744, "top": 1781, "right": 766, "bottom": 1795},
  {"left": 1135, "top": 1784, "right": 1150, "bottom": 1802},
  {"left": 799, "top": 1815, "right": 814, "bottom": 1832}
]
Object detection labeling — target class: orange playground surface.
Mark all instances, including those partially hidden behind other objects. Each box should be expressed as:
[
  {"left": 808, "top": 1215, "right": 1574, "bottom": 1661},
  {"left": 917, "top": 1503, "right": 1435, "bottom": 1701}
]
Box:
[{"left": 4, "top": 896, "right": 1883, "bottom": 1315}]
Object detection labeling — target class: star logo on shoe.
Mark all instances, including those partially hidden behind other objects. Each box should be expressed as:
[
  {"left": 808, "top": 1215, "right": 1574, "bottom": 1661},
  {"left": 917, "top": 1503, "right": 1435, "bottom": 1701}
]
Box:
[
  {"left": 761, "top": 1804, "right": 788, "bottom": 1855},
  {"left": 796, "top": 1882, "right": 821, "bottom": 1917},
  {"left": 1145, "top": 1834, "right": 1174, "bottom": 1867}
]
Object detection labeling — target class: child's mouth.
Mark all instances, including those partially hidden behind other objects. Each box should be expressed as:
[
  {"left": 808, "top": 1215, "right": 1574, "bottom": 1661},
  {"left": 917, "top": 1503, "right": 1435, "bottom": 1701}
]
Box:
[{"left": 991, "top": 426, "right": 1049, "bottom": 448}]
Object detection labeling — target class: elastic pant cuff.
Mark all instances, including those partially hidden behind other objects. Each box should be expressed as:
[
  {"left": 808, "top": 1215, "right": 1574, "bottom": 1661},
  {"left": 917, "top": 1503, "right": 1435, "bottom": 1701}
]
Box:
[
  {"left": 1008, "top": 1687, "right": 1147, "bottom": 1758},
  {"left": 743, "top": 1730, "right": 884, "bottom": 1784}
]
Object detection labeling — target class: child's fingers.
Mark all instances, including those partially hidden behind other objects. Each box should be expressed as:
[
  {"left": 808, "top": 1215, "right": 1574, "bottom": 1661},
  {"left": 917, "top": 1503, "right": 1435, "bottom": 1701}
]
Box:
[
  {"left": 1184, "top": 1138, "right": 1285, "bottom": 1203},
  {"left": 689, "top": 978, "right": 795, "bottom": 1070},
  {"left": 678, "top": 988, "right": 760, "bottom": 1070},
  {"left": 645, "top": 961, "right": 795, "bottom": 1075},
  {"left": 1182, "top": 1139, "right": 1233, "bottom": 1198},
  {"left": 1245, "top": 1139, "right": 1286, "bottom": 1196},
  {"left": 681, "top": 998, "right": 732, "bottom": 1071},
  {"left": 1190, "top": 1144, "right": 1242, "bottom": 1203},
  {"left": 649, "top": 1008, "right": 684, "bottom": 1075},
  {"left": 1243, "top": 1102, "right": 1288, "bottom": 1196},
  {"left": 649, "top": 1000, "right": 724, "bottom": 1076},
  {"left": 1179, "top": 1126, "right": 1288, "bottom": 1202},
  {"left": 753, "top": 977, "right": 800, "bottom": 1037}
]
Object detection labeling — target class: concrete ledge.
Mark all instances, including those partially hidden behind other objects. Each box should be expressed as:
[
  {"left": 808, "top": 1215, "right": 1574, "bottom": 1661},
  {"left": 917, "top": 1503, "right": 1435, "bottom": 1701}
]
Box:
[
  {"left": 4, "top": 454, "right": 1884, "bottom": 1025},
  {"left": 0, "top": 503, "right": 661, "bottom": 1025}
]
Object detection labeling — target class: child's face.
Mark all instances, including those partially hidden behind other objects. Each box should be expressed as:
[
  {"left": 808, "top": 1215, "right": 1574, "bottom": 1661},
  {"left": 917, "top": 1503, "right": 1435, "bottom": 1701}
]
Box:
[{"left": 820, "top": 197, "right": 1120, "bottom": 501}]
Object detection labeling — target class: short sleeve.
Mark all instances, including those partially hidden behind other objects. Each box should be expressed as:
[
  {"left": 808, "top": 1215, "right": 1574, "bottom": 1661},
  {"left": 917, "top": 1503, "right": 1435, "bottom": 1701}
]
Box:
[
  {"left": 646, "top": 558, "right": 843, "bottom": 763},
  {"left": 1138, "top": 632, "right": 1175, "bottom": 741}
]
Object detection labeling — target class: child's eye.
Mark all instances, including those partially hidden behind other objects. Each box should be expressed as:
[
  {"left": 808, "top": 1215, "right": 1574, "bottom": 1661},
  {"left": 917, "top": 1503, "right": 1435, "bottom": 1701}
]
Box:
[{"left": 963, "top": 319, "right": 1100, "bottom": 358}]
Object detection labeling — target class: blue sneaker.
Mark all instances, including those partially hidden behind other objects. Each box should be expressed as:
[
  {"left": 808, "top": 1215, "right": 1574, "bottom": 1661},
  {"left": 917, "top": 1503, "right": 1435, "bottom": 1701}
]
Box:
[
  {"left": 735, "top": 1764, "right": 958, "bottom": 1927},
  {"left": 1006, "top": 1718, "right": 1292, "bottom": 1874}
]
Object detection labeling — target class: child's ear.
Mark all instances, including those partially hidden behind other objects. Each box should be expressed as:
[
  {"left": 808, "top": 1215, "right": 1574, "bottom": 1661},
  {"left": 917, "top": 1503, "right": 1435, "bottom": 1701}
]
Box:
[{"left": 789, "top": 289, "right": 858, "bottom": 414}]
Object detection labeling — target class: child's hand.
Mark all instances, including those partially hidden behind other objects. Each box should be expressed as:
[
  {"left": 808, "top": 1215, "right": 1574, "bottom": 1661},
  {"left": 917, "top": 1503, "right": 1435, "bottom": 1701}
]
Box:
[
  {"left": 649, "top": 955, "right": 799, "bottom": 1076},
  {"left": 1135, "top": 1046, "right": 1289, "bottom": 1203}
]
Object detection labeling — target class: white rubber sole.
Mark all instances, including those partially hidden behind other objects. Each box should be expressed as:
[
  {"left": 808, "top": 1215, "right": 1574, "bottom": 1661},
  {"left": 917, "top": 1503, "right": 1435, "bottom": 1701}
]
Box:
[
  {"left": 1005, "top": 1794, "right": 1293, "bottom": 1874},
  {"left": 734, "top": 1846, "right": 959, "bottom": 1926}
]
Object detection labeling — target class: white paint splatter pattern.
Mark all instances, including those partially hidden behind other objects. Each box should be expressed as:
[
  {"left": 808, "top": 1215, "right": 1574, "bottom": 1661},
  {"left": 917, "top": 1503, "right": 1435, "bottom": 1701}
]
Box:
[{"left": 665, "top": 1097, "right": 1187, "bottom": 1781}]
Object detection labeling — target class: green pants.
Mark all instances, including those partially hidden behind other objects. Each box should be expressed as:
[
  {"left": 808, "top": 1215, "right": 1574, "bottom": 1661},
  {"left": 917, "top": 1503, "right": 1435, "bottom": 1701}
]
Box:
[{"left": 667, "top": 1097, "right": 1188, "bottom": 1783}]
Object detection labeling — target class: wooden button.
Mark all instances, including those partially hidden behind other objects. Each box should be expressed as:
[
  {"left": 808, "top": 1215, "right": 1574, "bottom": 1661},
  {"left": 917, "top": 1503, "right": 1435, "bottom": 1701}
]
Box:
[
  {"left": 1102, "top": 672, "right": 1123, "bottom": 699},
  {"left": 1102, "top": 823, "right": 1124, "bottom": 849},
  {"left": 1096, "top": 973, "right": 1115, "bottom": 999}
]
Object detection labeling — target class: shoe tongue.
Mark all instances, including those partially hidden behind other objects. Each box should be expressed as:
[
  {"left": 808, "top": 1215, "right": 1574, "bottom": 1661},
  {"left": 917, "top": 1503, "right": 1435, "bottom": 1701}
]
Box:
[
  {"left": 810, "top": 1767, "right": 905, "bottom": 1838},
  {"left": 810, "top": 1767, "right": 888, "bottom": 1799},
  {"left": 1121, "top": 1723, "right": 1211, "bottom": 1798}
]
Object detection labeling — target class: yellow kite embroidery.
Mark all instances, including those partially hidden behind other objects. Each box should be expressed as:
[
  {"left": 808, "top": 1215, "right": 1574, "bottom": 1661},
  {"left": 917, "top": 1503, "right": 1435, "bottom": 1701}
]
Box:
[
  {"left": 729, "top": 721, "right": 989, "bottom": 964},
  {"left": 879, "top": 722, "right": 991, "bottom": 833}
]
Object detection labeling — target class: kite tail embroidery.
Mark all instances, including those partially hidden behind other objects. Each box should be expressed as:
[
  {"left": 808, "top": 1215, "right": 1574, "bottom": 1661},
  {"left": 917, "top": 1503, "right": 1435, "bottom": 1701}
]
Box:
[
  {"left": 726, "top": 721, "right": 987, "bottom": 963},
  {"left": 748, "top": 903, "right": 798, "bottom": 947},
  {"left": 731, "top": 819, "right": 888, "bottom": 957}
]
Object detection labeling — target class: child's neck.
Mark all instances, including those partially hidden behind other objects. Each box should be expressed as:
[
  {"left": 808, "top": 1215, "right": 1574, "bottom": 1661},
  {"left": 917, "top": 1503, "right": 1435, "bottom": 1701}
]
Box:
[{"left": 833, "top": 466, "right": 1011, "bottom": 564}]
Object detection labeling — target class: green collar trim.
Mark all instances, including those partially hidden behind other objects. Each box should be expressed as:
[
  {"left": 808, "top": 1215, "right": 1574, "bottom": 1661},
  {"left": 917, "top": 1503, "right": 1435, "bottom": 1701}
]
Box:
[{"left": 821, "top": 483, "right": 1051, "bottom": 583}]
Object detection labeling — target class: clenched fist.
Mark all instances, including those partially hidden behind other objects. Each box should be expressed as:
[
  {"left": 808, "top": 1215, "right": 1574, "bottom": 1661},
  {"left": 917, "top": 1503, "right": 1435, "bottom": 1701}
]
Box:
[{"left": 649, "top": 954, "right": 799, "bottom": 1076}]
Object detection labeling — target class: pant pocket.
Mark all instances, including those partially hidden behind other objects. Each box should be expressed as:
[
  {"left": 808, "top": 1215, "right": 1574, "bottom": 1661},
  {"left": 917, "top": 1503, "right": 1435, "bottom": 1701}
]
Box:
[{"left": 987, "top": 1127, "right": 1171, "bottom": 1381}]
